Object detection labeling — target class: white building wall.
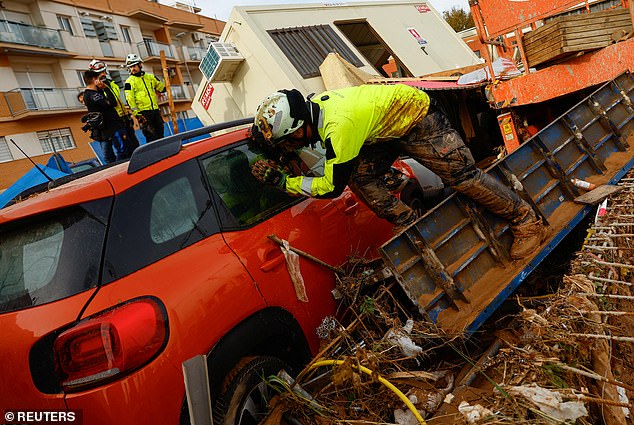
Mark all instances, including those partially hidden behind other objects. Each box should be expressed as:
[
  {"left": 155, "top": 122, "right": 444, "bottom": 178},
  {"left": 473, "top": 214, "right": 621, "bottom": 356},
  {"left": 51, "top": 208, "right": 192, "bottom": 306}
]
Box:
[{"left": 193, "top": 0, "right": 478, "bottom": 126}]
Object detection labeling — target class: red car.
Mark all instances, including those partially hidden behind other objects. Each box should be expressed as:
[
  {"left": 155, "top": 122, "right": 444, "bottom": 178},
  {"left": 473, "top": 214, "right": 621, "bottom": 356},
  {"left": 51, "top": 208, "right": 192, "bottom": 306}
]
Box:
[{"left": 0, "top": 118, "right": 425, "bottom": 424}]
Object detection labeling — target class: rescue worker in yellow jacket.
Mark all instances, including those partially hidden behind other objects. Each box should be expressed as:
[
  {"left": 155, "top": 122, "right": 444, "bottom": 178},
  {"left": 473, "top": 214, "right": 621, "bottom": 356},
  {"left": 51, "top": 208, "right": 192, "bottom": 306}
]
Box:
[
  {"left": 251, "top": 84, "right": 546, "bottom": 260},
  {"left": 123, "top": 53, "right": 166, "bottom": 143},
  {"left": 88, "top": 59, "right": 139, "bottom": 156}
]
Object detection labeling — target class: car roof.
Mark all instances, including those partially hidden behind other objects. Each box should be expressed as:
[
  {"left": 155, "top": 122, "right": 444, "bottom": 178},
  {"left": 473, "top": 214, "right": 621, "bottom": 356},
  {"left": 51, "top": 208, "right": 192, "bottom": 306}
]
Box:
[{"left": 0, "top": 123, "right": 251, "bottom": 223}]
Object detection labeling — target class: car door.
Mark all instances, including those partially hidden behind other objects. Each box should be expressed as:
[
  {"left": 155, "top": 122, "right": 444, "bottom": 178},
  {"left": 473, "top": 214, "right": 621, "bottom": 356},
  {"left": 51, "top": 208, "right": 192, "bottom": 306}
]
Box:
[{"left": 199, "top": 140, "right": 359, "bottom": 349}]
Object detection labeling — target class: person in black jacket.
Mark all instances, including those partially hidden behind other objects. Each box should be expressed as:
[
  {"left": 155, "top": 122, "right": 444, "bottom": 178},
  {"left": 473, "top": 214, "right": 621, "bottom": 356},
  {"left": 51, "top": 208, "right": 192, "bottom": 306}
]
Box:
[{"left": 82, "top": 70, "right": 131, "bottom": 163}]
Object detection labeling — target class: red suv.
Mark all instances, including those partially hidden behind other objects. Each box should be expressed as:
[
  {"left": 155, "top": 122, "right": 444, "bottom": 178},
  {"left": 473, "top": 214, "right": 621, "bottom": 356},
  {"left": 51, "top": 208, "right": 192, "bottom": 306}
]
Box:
[{"left": 0, "top": 119, "right": 407, "bottom": 424}]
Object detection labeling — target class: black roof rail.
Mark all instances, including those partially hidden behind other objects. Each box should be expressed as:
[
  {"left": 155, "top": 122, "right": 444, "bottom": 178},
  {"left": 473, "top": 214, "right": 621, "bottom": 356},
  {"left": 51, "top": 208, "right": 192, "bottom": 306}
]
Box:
[{"left": 127, "top": 117, "right": 254, "bottom": 174}]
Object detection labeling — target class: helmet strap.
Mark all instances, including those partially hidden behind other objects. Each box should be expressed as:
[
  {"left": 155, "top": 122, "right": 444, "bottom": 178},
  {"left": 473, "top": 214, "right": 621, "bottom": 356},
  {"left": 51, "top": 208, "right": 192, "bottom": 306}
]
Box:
[{"left": 305, "top": 100, "right": 321, "bottom": 148}]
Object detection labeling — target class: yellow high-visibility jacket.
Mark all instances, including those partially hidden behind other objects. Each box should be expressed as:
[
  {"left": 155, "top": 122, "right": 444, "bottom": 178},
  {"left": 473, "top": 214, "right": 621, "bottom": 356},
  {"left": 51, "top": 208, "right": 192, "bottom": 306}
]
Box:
[
  {"left": 105, "top": 80, "right": 127, "bottom": 117},
  {"left": 124, "top": 72, "right": 166, "bottom": 115},
  {"left": 285, "top": 84, "right": 430, "bottom": 198}
]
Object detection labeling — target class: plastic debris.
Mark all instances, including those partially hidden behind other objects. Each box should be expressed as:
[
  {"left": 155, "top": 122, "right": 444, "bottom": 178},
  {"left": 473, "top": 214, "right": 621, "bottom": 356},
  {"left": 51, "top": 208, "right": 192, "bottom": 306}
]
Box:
[
  {"left": 506, "top": 384, "right": 588, "bottom": 422},
  {"left": 457, "top": 58, "right": 521, "bottom": 85},
  {"left": 458, "top": 401, "right": 494, "bottom": 424},
  {"left": 386, "top": 319, "right": 423, "bottom": 357}
]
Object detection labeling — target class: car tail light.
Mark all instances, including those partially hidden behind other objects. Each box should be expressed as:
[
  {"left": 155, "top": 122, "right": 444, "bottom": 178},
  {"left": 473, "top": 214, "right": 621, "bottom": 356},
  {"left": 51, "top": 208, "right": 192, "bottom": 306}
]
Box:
[{"left": 54, "top": 297, "right": 168, "bottom": 391}]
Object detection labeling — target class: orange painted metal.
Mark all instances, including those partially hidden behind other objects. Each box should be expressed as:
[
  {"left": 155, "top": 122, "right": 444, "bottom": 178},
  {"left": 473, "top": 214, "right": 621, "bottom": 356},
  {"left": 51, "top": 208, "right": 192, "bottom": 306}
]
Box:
[
  {"left": 497, "top": 112, "right": 521, "bottom": 153},
  {"left": 471, "top": 0, "right": 584, "bottom": 39},
  {"left": 486, "top": 38, "right": 634, "bottom": 107}
]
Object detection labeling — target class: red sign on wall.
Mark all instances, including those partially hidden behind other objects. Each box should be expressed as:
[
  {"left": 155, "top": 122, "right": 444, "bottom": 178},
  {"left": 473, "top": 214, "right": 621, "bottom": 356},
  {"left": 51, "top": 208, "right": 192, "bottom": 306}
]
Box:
[
  {"left": 415, "top": 3, "right": 431, "bottom": 13},
  {"left": 200, "top": 83, "right": 214, "bottom": 110}
]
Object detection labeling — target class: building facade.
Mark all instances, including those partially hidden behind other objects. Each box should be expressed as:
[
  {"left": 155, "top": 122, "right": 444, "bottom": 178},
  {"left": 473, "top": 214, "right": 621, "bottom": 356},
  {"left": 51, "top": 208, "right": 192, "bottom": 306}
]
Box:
[
  {"left": 0, "top": 0, "right": 223, "bottom": 190},
  {"left": 192, "top": 0, "right": 480, "bottom": 126}
]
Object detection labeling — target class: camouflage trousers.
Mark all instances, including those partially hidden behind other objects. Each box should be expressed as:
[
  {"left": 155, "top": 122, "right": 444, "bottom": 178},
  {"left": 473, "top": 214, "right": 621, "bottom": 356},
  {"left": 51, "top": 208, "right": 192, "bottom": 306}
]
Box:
[{"left": 348, "top": 110, "right": 534, "bottom": 226}]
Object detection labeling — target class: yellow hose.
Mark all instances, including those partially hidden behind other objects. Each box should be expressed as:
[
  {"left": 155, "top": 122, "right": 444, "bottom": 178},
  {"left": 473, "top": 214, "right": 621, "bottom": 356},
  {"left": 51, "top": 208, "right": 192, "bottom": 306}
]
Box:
[{"left": 309, "top": 359, "right": 427, "bottom": 425}]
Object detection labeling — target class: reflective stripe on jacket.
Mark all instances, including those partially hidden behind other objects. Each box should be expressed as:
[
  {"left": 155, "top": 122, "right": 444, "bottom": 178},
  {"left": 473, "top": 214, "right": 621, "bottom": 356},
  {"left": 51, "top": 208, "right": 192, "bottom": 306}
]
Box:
[
  {"left": 124, "top": 72, "right": 166, "bottom": 114},
  {"left": 285, "top": 84, "right": 430, "bottom": 198}
]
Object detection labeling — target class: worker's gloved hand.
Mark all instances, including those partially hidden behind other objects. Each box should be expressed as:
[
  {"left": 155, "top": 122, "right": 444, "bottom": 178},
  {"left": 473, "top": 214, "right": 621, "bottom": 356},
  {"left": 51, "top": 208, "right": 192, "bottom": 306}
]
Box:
[
  {"left": 251, "top": 159, "right": 288, "bottom": 188},
  {"left": 136, "top": 114, "right": 148, "bottom": 127}
]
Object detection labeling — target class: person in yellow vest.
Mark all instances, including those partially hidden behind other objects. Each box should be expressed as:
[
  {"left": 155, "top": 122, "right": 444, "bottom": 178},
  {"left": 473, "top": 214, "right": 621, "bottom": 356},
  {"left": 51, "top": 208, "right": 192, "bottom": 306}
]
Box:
[
  {"left": 250, "top": 84, "right": 547, "bottom": 260},
  {"left": 123, "top": 53, "right": 166, "bottom": 143},
  {"left": 88, "top": 59, "right": 139, "bottom": 156}
]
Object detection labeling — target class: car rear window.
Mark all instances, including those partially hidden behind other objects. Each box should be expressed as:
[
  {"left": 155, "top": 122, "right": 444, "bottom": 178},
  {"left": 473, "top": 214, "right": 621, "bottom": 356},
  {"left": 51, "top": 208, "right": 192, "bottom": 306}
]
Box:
[{"left": 0, "top": 198, "right": 111, "bottom": 313}]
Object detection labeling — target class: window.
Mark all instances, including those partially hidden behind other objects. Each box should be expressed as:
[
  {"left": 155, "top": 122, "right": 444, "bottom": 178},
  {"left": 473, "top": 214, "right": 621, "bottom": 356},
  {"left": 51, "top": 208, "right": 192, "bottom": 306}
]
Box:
[
  {"left": 0, "top": 199, "right": 110, "bottom": 313},
  {"left": 57, "top": 15, "right": 74, "bottom": 35},
  {"left": 80, "top": 18, "right": 97, "bottom": 37},
  {"left": 109, "top": 70, "right": 129, "bottom": 89},
  {"left": 0, "top": 137, "right": 13, "bottom": 163},
  {"left": 121, "top": 25, "right": 131, "bottom": 43},
  {"left": 77, "top": 70, "right": 86, "bottom": 87},
  {"left": 37, "top": 128, "right": 76, "bottom": 154},
  {"left": 102, "top": 160, "right": 218, "bottom": 283},
  {"left": 268, "top": 24, "right": 363, "bottom": 78},
  {"left": 201, "top": 141, "right": 323, "bottom": 228}
]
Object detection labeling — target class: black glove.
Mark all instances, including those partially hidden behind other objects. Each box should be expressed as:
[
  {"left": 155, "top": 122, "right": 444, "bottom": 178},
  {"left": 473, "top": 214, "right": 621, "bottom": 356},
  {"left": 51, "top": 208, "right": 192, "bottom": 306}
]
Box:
[
  {"left": 136, "top": 114, "right": 148, "bottom": 127},
  {"left": 251, "top": 160, "right": 288, "bottom": 188}
]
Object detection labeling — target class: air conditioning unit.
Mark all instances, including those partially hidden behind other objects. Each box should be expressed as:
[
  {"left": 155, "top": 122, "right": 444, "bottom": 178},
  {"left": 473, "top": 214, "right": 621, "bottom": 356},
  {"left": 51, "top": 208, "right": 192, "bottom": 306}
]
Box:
[{"left": 199, "top": 42, "right": 244, "bottom": 83}]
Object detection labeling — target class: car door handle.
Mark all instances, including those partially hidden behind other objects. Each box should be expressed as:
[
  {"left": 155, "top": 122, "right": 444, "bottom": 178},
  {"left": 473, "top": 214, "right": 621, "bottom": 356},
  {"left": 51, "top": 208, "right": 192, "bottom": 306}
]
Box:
[{"left": 260, "top": 251, "right": 285, "bottom": 272}]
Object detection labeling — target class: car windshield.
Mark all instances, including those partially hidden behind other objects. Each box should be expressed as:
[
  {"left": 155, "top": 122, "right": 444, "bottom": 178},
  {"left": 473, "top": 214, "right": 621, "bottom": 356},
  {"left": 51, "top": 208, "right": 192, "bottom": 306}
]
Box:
[{"left": 0, "top": 198, "right": 111, "bottom": 313}]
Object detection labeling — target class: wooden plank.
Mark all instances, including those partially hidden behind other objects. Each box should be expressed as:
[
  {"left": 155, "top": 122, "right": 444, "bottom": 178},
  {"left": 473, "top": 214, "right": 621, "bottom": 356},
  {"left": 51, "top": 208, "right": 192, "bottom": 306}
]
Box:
[
  {"left": 524, "top": 8, "right": 632, "bottom": 45},
  {"left": 574, "top": 185, "right": 624, "bottom": 205},
  {"left": 524, "top": 8, "right": 633, "bottom": 67},
  {"left": 524, "top": 17, "right": 632, "bottom": 47},
  {"left": 524, "top": 20, "right": 632, "bottom": 49}
]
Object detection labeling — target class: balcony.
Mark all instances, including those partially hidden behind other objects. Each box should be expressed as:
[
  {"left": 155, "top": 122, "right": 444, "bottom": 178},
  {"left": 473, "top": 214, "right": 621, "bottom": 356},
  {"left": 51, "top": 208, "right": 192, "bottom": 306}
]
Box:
[
  {"left": 137, "top": 40, "right": 176, "bottom": 62},
  {"left": 3, "top": 88, "right": 83, "bottom": 117},
  {"left": 158, "top": 84, "right": 192, "bottom": 104},
  {"left": 0, "top": 20, "right": 68, "bottom": 53},
  {"left": 183, "top": 46, "right": 207, "bottom": 62}
]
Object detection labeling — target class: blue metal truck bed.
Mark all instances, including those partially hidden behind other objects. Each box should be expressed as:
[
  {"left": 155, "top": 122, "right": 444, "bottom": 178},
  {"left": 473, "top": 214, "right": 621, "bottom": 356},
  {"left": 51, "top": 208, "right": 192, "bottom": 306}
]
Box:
[{"left": 380, "top": 71, "right": 634, "bottom": 334}]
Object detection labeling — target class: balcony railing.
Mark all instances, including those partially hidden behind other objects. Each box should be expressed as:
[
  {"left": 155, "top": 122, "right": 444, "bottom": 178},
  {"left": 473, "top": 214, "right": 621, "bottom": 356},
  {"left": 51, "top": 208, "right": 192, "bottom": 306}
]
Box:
[
  {"left": 0, "top": 20, "right": 65, "bottom": 50},
  {"left": 159, "top": 85, "right": 193, "bottom": 103},
  {"left": 4, "top": 88, "right": 83, "bottom": 115},
  {"left": 137, "top": 40, "right": 174, "bottom": 59},
  {"left": 185, "top": 47, "right": 207, "bottom": 61}
]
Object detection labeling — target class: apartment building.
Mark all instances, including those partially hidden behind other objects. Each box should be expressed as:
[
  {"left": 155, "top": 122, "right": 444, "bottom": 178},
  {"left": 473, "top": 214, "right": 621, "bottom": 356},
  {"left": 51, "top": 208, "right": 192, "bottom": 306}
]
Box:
[{"left": 0, "top": 0, "right": 223, "bottom": 190}]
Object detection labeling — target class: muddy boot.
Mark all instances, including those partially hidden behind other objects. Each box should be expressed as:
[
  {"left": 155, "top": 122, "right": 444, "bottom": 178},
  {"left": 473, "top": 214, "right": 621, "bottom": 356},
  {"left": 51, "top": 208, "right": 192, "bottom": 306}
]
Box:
[
  {"left": 510, "top": 217, "right": 547, "bottom": 260},
  {"left": 453, "top": 170, "right": 547, "bottom": 259}
]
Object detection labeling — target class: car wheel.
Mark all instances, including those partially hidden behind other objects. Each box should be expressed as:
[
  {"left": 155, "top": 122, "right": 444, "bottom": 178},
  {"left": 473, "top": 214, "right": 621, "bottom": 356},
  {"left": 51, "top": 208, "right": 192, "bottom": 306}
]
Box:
[
  {"left": 215, "top": 356, "right": 286, "bottom": 425},
  {"left": 400, "top": 183, "right": 426, "bottom": 217}
]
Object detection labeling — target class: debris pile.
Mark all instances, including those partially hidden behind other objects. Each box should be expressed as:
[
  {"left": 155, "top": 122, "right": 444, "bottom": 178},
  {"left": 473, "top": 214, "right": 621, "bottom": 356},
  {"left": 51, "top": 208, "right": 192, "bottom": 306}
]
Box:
[{"left": 263, "top": 177, "right": 634, "bottom": 425}]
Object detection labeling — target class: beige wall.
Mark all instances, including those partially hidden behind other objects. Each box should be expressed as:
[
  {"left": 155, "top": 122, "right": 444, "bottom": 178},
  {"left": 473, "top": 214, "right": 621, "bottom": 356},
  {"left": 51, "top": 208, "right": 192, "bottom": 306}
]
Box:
[{"left": 192, "top": 0, "right": 479, "bottom": 126}]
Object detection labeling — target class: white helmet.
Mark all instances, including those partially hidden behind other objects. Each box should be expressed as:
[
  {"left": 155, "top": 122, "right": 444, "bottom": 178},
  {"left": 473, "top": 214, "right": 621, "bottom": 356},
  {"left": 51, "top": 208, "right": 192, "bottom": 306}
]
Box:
[
  {"left": 88, "top": 59, "right": 107, "bottom": 73},
  {"left": 125, "top": 53, "right": 142, "bottom": 67},
  {"left": 254, "top": 90, "right": 305, "bottom": 143}
]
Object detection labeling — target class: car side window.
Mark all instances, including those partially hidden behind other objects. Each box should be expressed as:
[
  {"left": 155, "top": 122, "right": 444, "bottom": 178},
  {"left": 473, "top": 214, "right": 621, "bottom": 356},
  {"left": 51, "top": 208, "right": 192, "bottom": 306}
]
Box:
[
  {"left": 103, "top": 159, "right": 218, "bottom": 283},
  {"left": 201, "top": 141, "right": 326, "bottom": 228}
]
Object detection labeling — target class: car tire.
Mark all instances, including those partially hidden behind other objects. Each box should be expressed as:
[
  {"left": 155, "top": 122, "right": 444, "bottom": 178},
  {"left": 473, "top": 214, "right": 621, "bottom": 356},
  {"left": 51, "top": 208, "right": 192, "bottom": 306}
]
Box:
[
  {"left": 214, "top": 356, "right": 286, "bottom": 425},
  {"left": 400, "top": 183, "right": 426, "bottom": 217}
]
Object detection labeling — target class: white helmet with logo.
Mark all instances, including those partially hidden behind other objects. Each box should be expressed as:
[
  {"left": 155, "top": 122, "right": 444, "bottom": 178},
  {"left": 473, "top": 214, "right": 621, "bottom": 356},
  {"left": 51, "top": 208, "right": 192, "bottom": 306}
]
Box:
[
  {"left": 88, "top": 59, "right": 107, "bottom": 73},
  {"left": 125, "top": 53, "right": 143, "bottom": 67},
  {"left": 254, "top": 90, "right": 305, "bottom": 143}
]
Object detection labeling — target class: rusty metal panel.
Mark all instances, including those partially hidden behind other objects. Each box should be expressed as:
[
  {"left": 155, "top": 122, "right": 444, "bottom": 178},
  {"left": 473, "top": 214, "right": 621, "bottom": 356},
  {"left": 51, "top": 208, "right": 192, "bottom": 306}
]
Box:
[
  {"left": 487, "top": 38, "right": 634, "bottom": 108},
  {"left": 380, "top": 71, "right": 634, "bottom": 333}
]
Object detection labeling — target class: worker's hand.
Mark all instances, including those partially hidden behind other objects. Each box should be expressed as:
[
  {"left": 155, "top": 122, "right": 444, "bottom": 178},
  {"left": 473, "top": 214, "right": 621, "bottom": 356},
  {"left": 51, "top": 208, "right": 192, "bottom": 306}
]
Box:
[
  {"left": 136, "top": 114, "right": 148, "bottom": 127},
  {"left": 251, "top": 159, "right": 288, "bottom": 188}
]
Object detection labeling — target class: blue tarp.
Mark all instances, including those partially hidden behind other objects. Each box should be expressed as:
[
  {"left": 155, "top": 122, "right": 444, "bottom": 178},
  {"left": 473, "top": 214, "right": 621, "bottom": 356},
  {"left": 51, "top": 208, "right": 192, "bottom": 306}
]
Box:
[
  {"left": 0, "top": 165, "right": 69, "bottom": 209},
  {"left": 1, "top": 118, "right": 207, "bottom": 208}
]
